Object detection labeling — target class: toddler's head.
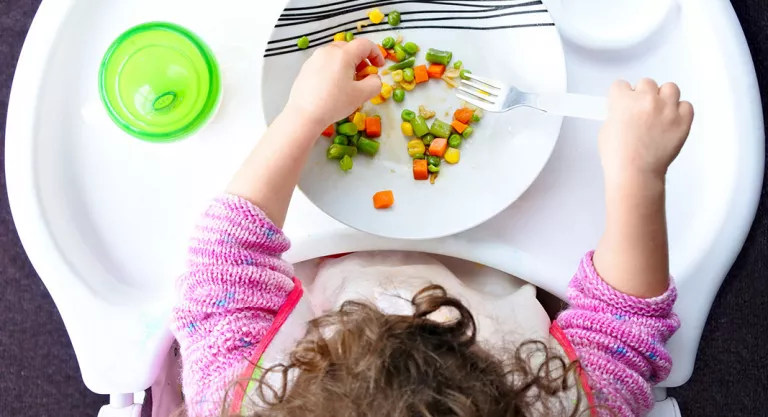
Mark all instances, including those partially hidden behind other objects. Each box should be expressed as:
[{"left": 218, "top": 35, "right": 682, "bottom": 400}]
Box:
[{"left": 237, "top": 285, "right": 587, "bottom": 417}]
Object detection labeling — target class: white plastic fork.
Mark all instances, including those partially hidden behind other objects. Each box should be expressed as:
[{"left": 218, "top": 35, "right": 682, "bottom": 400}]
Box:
[{"left": 457, "top": 73, "right": 608, "bottom": 121}]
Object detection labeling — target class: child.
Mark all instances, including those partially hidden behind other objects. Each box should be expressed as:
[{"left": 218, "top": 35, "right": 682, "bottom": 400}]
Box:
[{"left": 172, "top": 39, "right": 693, "bottom": 417}]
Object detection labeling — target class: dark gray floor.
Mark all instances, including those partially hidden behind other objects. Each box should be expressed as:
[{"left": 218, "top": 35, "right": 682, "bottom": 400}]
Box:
[{"left": 1, "top": 1, "right": 766, "bottom": 416}]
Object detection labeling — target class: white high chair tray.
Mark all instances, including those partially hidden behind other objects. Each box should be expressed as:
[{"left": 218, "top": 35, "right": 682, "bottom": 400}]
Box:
[{"left": 4, "top": 0, "right": 763, "bottom": 397}]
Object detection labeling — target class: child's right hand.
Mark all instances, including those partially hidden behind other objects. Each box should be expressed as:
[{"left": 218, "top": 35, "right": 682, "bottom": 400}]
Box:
[
  {"left": 285, "top": 39, "right": 386, "bottom": 130},
  {"left": 598, "top": 79, "right": 694, "bottom": 184}
]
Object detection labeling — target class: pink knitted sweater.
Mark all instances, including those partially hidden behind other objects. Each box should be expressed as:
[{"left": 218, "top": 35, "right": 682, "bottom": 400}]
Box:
[{"left": 172, "top": 195, "right": 680, "bottom": 417}]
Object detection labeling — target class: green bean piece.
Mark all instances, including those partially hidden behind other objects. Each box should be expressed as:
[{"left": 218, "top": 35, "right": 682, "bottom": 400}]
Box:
[
  {"left": 297, "top": 36, "right": 310, "bottom": 49},
  {"left": 425, "top": 48, "right": 453, "bottom": 66},
  {"left": 412, "top": 153, "right": 425, "bottom": 160},
  {"left": 449, "top": 134, "right": 462, "bottom": 148},
  {"left": 404, "top": 42, "right": 419, "bottom": 55},
  {"left": 387, "top": 11, "right": 401, "bottom": 26},
  {"left": 382, "top": 36, "right": 395, "bottom": 49},
  {"left": 453, "top": 60, "right": 463, "bottom": 69},
  {"left": 340, "top": 155, "right": 353, "bottom": 172},
  {"left": 388, "top": 56, "right": 414, "bottom": 71},
  {"left": 401, "top": 109, "right": 416, "bottom": 122},
  {"left": 349, "top": 133, "right": 361, "bottom": 147},
  {"left": 394, "top": 44, "right": 408, "bottom": 62},
  {"left": 422, "top": 133, "right": 435, "bottom": 146},
  {"left": 345, "top": 32, "right": 355, "bottom": 42},
  {"left": 462, "top": 126, "right": 474, "bottom": 138},
  {"left": 326, "top": 144, "right": 346, "bottom": 160},
  {"left": 460, "top": 69, "right": 472, "bottom": 80},
  {"left": 428, "top": 164, "right": 440, "bottom": 173},
  {"left": 411, "top": 116, "right": 430, "bottom": 137},
  {"left": 357, "top": 137, "right": 380, "bottom": 156},
  {"left": 333, "top": 135, "right": 349, "bottom": 145},
  {"left": 393, "top": 88, "right": 406, "bottom": 103},
  {"left": 429, "top": 118, "right": 452, "bottom": 139},
  {"left": 402, "top": 67, "right": 415, "bottom": 82},
  {"left": 427, "top": 156, "right": 441, "bottom": 167},
  {"left": 337, "top": 122, "right": 358, "bottom": 136},
  {"left": 471, "top": 113, "right": 481, "bottom": 123}
]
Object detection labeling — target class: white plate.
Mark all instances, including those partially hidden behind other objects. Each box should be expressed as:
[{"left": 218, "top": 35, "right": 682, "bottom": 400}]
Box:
[{"left": 262, "top": 0, "right": 566, "bottom": 239}]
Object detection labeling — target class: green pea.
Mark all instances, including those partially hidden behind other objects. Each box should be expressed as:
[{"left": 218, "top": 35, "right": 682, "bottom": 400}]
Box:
[
  {"left": 401, "top": 109, "right": 416, "bottom": 122},
  {"left": 340, "top": 155, "right": 353, "bottom": 172},
  {"left": 393, "top": 88, "right": 406, "bottom": 103},
  {"left": 333, "top": 135, "right": 349, "bottom": 145},
  {"left": 349, "top": 132, "right": 361, "bottom": 147},
  {"left": 471, "top": 113, "right": 481, "bottom": 123},
  {"left": 427, "top": 156, "right": 441, "bottom": 167},
  {"left": 403, "top": 42, "right": 419, "bottom": 55},
  {"left": 449, "top": 134, "right": 462, "bottom": 148},
  {"left": 345, "top": 32, "right": 355, "bottom": 42},
  {"left": 403, "top": 67, "right": 415, "bottom": 82},
  {"left": 382, "top": 36, "right": 395, "bottom": 49},
  {"left": 460, "top": 69, "right": 472, "bottom": 80},
  {"left": 412, "top": 153, "right": 425, "bottom": 160},
  {"left": 297, "top": 36, "right": 310, "bottom": 49},
  {"left": 337, "top": 122, "right": 358, "bottom": 136},
  {"left": 387, "top": 10, "right": 401, "bottom": 26},
  {"left": 422, "top": 134, "right": 435, "bottom": 146},
  {"left": 462, "top": 126, "right": 474, "bottom": 138},
  {"left": 428, "top": 164, "right": 440, "bottom": 173},
  {"left": 394, "top": 44, "right": 407, "bottom": 62},
  {"left": 453, "top": 60, "right": 463, "bottom": 69}
]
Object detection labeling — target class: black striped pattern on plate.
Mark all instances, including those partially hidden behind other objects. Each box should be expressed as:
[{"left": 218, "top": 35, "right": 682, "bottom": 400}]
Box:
[{"left": 265, "top": 0, "right": 554, "bottom": 57}]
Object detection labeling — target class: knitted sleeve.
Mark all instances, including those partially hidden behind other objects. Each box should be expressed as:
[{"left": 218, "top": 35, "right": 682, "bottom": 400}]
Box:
[
  {"left": 555, "top": 251, "right": 680, "bottom": 417},
  {"left": 171, "top": 194, "right": 296, "bottom": 417}
]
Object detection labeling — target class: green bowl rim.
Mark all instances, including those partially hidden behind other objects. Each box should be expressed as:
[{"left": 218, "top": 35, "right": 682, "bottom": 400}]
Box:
[{"left": 98, "top": 21, "right": 221, "bottom": 143}]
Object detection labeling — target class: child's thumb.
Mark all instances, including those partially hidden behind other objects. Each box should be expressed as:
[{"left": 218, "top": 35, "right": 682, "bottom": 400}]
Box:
[{"left": 355, "top": 75, "right": 382, "bottom": 102}]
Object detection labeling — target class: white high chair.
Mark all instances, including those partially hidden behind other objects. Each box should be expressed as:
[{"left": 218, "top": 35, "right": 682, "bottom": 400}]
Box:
[{"left": 4, "top": 0, "right": 763, "bottom": 416}]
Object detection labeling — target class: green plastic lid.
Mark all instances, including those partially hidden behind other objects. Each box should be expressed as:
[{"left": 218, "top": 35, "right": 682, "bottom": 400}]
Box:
[{"left": 99, "top": 22, "right": 221, "bottom": 142}]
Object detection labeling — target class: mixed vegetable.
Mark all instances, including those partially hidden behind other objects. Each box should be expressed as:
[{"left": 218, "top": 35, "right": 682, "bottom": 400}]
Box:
[{"left": 304, "top": 7, "right": 484, "bottom": 207}]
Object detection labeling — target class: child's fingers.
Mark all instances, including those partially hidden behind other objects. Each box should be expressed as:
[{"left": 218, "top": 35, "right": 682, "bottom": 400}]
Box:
[
  {"left": 635, "top": 78, "right": 659, "bottom": 93},
  {"left": 678, "top": 101, "right": 694, "bottom": 128},
  {"left": 609, "top": 79, "right": 632, "bottom": 100},
  {"left": 659, "top": 82, "right": 681, "bottom": 104},
  {"left": 355, "top": 74, "right": 383, "bottom": 101},
  {"left": 344, "top": 38, "right": 386, "bottom": 67}
]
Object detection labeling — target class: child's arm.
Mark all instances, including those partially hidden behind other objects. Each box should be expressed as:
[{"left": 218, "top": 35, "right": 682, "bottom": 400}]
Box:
[
  {"left": 227, "top": 39, "right": 385, "bottom": 227},
  {"left": 171, "top": 39, "right": 385, "bottom": 416},
  {"left": 555, "top": 79, "right": 694, "bottom": 416}
]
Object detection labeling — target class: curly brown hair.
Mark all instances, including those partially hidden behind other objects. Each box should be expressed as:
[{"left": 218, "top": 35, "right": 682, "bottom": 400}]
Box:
[{"left": 230, "top": 285, "right": 589, "bottom": 417}]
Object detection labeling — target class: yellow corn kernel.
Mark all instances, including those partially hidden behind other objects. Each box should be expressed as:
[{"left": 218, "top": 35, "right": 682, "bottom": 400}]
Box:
[
  {"left": 370, "top": 95, "right": 386, "bottom": 105},
  {"left": 402, "top": 123, "right": 416, "bottom": 138},
  {"left": 333, "top": 32, "right": 346, "bottom": 42},
  {"left": 401, "top": 79, "right": 416, "bottom": 91},
  {"left": 356, "top": 65, "right": 378, "bottom": 79},
  {"left": 407, "top": 139, "right": 426, "bottom": 156},
  {"left": 352, "top": 112, "right": 366, "bottom": 131},
  {"left": 391, "top": 70, "right": 404, "bottom": 83},
  {"left": 380, "top": 82, "right": 393, "bottom": 99},
  {"left": 368, "top": 8, "right": 385, "bottom": 24},
  {"left": 444, "top": 147, "right": 461, "bottom": 164}
]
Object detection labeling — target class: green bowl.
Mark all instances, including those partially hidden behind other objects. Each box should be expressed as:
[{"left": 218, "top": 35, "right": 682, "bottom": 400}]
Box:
[{"left": 99, "top": 22, "right": 221, "bottom": 142}]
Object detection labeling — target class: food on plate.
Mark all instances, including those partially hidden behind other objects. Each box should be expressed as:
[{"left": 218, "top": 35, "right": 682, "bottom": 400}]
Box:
[
  {"left": 373, "top": 190, "right": 395, "bottom": 209},
  {"left": 425, "top": 48, "right": 453, "bottom": 66},
  {"left": 460, "top": 69, "right": 473, "bottom": 80},
  {"left": 413, "top": 159, "right": 429, "bottom": 180},
  {"left": 429, "top": 119, "right": 452, "bottom": 139},
  {"left": 387, "top": 11, "right": 401, "bottom": 26},
  {"left": 403, "top": 42, "right": 420, "bottom": 55},
  {"left": 340, "top": 155, "right": 353, "bottom": 172},
  {"left": 453, "top": 60, "right": 463, "bottom": 69},
  {"left": 382, "top": 36, "right": 395, "bottom": 49},
  {"left": 444, "top": 148, "right": 461, "bottom": 164},
  {"left": 393, "top": 88, "right": 406, "bottom": 102},
  {"left": 297, "top": 36, "right": 310, "bottom": 49},
  {"left": 418, "top": 105, "right": 435, "bottom": 120},
  {"left": 413, "top": 65, "right": 429, "bottom": 84},
  {"left": 368, "top": 8, "right": 385, "bottom": 24},
  {"left": 357, "top": 137, "right": 380, "bottom": 156},
  {"left": 428, "top": 138, "right": 448, "bottom": 158}
]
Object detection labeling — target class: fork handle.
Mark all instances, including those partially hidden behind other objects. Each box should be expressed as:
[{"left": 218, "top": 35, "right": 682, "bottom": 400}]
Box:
[{"left": 535, "top": 93, "right": 608, "bottom": 121}]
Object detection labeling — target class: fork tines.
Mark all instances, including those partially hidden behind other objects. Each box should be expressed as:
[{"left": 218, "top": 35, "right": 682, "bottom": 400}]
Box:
[{"left": 456, "top": 73, "right": 504, "bottom": 111}]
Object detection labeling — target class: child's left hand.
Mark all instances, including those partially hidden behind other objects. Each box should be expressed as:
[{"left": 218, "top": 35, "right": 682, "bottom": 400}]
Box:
[{"left": 285, "top": 39, "right": 386, "bottom": 129}]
